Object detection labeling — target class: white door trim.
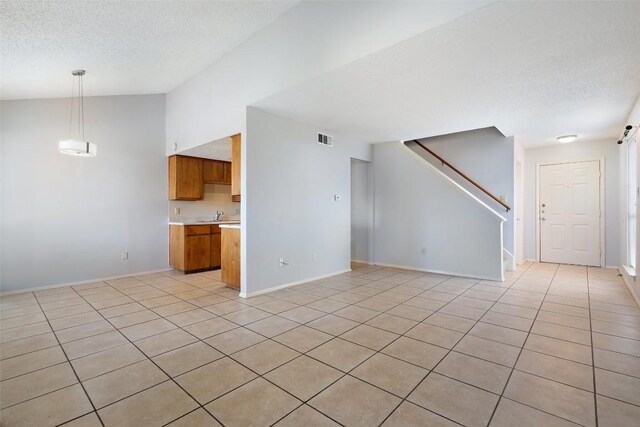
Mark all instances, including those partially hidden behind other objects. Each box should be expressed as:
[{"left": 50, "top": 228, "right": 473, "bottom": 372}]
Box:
[{"left": 535, "top": 158, "right": 605, "bottom": 267}]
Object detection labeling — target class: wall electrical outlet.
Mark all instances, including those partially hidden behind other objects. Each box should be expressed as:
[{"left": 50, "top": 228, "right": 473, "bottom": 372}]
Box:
[
  {"left": 174, "top": 207, "right": 181, "bottom": 215},
  {"left": 279, "top": 257, "right": 288, "bottom": 267},
  {"left": 421, "top": 248, "right": 427, "bottom": 256},
  {"left": 122, "top": 252, "right": 129, "bottom": 260},
  {"left": 312, "top": 252, "right": 317, "bottom": 262}
]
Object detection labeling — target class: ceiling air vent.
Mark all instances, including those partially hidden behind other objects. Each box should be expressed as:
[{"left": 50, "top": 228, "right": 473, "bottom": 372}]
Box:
[{"left": 317, "top": 133, "right": 333, "bottom": 147}]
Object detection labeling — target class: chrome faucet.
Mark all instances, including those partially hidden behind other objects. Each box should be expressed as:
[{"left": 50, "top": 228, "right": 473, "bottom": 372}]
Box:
[{"left": 214, "top": 211, "right": 224, "bottom": 221}]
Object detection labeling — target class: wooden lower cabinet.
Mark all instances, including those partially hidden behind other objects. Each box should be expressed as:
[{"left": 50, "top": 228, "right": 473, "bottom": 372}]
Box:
[
  {"left": 185, "top": 234, "right": 210, "bottom": 271},
  {"left": 221, "top": 227, "right": 240, "bottom": 290},
  {"left": 170, "top": 225, "right": 221, "bottom": 273},
  {"left": 210, "top": 229, "right": 221, "bottom": 268}
]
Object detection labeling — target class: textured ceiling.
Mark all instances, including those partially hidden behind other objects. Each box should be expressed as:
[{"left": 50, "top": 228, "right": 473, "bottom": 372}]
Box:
[
  {"left": 0, "top": 0, "right": 297, "bottom": 99},
  {"left": 179, "top": 137, "right": 232, "bottom": 161},
  {"left": 255, "top": 1, "right": 640, "bottom": 147}
]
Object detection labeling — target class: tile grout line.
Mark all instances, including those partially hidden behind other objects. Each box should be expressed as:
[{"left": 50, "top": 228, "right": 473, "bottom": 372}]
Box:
[
  {"left": 587, "top": 267, "right": 600, "bottom": 427},
  {"left": 67, "top": 285, "right": 230, "bottom": 427},
  {"left": 375, "top": 262, "right": 536, "bottom": 427},
  {"left": 486, "top": 262, "right": 560, "bottom": 426},
  {"left": 4, "top": 264, "right": 637, "bottom": 426},
  {"left": 183, "top": 269, "right": 464, "bottom": 426},
  {"left": 29, "top": 290, "right": 107, "bottom": 427},
  {"left": 75, "top": 271, "right": 360, "bottom": 426},
  {"left": 1, "top": 266, "right": 507, "bottom": 426}
]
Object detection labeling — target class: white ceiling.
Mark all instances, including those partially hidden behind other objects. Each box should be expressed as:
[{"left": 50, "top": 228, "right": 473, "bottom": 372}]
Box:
[
  {"left": 254, "top": 1, "right": 640, "bottom": 147},
  {"left": 0, "top": 0, "right": 297, "bottom": 100},
  {"left": 179, "top": 137, "right": 232, "bottom": 162}
]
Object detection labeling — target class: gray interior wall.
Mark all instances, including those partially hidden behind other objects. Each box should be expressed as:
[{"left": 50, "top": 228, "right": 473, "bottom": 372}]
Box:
[
  {"left": 373, "top": 142, "right": 505, "bottom": 281},
  {"left": 244, "top": 107, "right": 371, "bottom": 295},
  {"left": 1, "top": 95, "right": 168, "bottom": 292},
  {"left": 408, "top": 127, "right": 515, "bottom": 255}
]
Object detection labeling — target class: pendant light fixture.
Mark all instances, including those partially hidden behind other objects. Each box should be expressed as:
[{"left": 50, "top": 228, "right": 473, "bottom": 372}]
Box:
[{"left": 58, "top": 70, "right": 97, "bottom": 157}]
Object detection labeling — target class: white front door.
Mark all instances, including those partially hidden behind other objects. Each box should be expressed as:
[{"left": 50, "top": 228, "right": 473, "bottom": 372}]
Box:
[{"left": 539, "top": 161, "right": 601, "bottom": 266}]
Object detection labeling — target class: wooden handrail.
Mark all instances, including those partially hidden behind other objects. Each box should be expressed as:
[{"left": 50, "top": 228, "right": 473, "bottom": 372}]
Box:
[{"left": 410, "top": 140, "right": 511, "bottom": 212}]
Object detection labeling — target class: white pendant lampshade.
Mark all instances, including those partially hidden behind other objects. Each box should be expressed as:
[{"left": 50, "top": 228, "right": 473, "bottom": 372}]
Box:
[
  {"left": 58, "top": 139, "right": 97, "bottom": 156},
  {"left": 59, "top": 70, "right": 96, "bottom": 157}
]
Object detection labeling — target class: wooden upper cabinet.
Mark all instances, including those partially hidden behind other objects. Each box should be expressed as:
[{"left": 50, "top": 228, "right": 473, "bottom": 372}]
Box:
[
  {"left": 223, "top": 162, "right": 231, "bottom": 184},
  {"left": 203, "top": 159, "right": 231, "bottom": 185},
  {"left": 169, "top": 155, "right": 204, "bottom": 200},
  {"left": 231, "top": 134, "right": 241, "bottom": 202}
]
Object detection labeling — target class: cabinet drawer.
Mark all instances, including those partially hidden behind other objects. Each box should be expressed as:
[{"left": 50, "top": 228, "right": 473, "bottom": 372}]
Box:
[{"left": 185, "top": 225, "right": 211, "bottom": 236}]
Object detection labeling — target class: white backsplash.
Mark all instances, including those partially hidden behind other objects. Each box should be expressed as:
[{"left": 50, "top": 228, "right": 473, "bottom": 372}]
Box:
[{"left": 169, "top": 183, "right": 240, "bottom": 222}]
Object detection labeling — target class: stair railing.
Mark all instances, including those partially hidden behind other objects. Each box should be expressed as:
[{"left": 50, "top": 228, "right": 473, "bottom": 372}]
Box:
[{"left": 410, "top": 140, "right": 511, "bottom": 212}]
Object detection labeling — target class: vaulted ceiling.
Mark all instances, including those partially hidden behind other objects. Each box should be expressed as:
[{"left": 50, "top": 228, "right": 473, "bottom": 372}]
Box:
[
  {"left": 3, "top": 1, "right": 640, "bottom": 148},
  {"left": 254, "top": 1, "right": 640, "bottom": 147},
  {"left": 0, "top": 0, "right": 297, "bottom": 99}
]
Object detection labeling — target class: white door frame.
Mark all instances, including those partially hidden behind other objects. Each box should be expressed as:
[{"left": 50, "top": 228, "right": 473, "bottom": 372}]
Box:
[
  {"left": 535, "top": 158, "right": 605, "bottom": 267},
  {"left": 516, "top": 160, "right": 524, "bottom": 265}
]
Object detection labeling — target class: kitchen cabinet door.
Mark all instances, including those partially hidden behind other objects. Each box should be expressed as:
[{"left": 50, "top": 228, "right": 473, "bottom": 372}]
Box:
[
  {"left": 223, "top": 162, "right": 232, "bottom": 184},
  {"left": 169, "top": 155, "right": 203, "bottom": 200},
  {"left": 184, "top": 234, "right": 211, "bottom": 271},
  {"left": 210, "top": 232, "right": 221, "bottom": 268},
  {"left": 203, "top": 160, "right": 226, "bottom": 184}
]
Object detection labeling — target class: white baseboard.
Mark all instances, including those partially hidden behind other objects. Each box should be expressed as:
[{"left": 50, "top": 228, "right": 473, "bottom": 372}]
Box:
[
  {"left": 0, "top": 268, "right": 173, "bottom": 296},
  {"left": 373, "top": 262, "right": 504, "bottom": 282},
  {"left": 351, "top": 260, "right": 373, "bottom": 265},
  {"left": 239, "top": 269, "right": 352, "bottom": 298},
  {"left": 619, "top": 266, "right": 640, "bottom": 309}
]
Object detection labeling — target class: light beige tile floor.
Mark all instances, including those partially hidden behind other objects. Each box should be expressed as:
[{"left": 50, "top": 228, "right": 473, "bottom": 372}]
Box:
[{"left": 1, "top": 263, "right": 640, "bottom": 426}]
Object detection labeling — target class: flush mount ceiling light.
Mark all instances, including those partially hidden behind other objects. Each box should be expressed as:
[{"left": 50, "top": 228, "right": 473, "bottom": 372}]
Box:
[
  {"left": 58, "top": 70, "right": 96, "bottom": 157},
  {"left": 556, "top": 135, "right": 577, "bottom": 144}
]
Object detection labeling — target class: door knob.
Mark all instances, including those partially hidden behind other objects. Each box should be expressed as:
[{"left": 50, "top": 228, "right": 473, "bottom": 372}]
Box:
[{"left": 541, "top": 217, "right": 546, "bottom": 221}]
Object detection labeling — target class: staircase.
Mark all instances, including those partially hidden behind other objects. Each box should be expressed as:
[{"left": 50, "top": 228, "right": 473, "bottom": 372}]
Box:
[{"left": 372, "top": 141, "right": 508, "bottom": 281}]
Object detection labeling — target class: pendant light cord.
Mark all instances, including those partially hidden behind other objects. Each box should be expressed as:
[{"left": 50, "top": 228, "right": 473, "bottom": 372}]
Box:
[
  {"left": 68, "top": 76, "right": 75, "bottom": 139},
  {"left": 80, "top": 74, "right": 84, "bottom": 141},
  {"left": 65, "top": 71, "right": 87, "bottom": 142}
]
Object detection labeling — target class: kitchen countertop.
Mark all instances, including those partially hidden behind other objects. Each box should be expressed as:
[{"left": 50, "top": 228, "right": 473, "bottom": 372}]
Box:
[
  {"left": 169, "top": 220, "right": 240, "bottom": 226},
  {"left": 220, "top": 224, "right": 241, "bottom": 229}
]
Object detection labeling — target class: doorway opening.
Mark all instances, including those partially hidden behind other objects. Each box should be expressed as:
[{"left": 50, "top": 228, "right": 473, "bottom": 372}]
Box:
[
  {"left": 351, "top": 159, "right": 372, "bottom": 265},
  {"left": 516, "top": 160, "right": 524, "bottom": 265}
]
